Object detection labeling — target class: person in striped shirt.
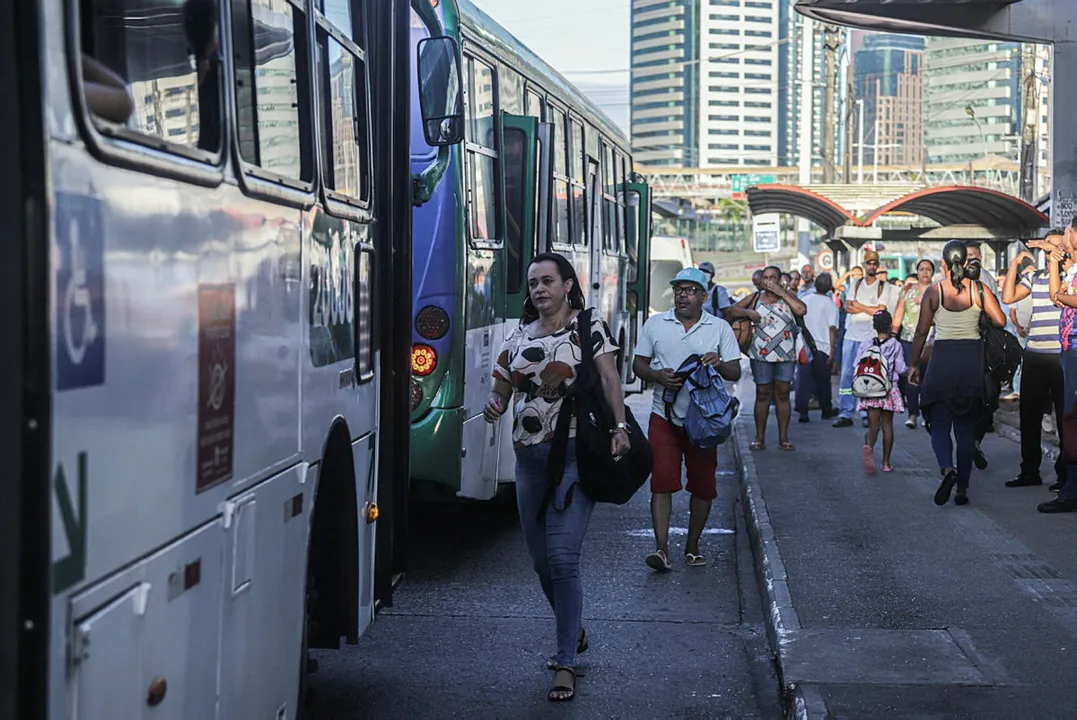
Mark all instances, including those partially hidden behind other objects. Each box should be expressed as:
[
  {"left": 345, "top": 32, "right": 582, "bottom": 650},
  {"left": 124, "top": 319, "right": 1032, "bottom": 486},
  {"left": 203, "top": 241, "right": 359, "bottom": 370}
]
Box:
[{"left": 1001, "top": 230, "right": 1068, "bottom": 490}]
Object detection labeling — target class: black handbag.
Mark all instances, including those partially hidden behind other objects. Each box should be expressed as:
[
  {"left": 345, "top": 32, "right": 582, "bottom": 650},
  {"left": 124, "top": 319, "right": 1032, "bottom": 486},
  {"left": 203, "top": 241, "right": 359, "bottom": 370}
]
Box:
[
  {"left": 547, "top": 309, "right": 653, "bottom": 508},
  {"left": 976, "top": 282, "right": 1021, "bottom": 386}
]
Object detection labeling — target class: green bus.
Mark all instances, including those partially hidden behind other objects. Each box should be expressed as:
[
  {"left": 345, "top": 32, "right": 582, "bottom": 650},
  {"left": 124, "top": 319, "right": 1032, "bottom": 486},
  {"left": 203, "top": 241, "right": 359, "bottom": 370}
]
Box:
[{"left": 408, "top": 0, "right": 653, "bottom": 500}]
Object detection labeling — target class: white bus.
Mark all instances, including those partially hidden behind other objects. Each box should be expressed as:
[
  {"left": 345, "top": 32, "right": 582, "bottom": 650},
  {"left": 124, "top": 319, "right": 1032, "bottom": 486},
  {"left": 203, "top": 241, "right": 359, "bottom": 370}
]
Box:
[
  {"left": 1, "top": 0, "right": 463, "bottom": 717},
  {"left": 648, "top": 236, "right": 695, "bottom": 315}
]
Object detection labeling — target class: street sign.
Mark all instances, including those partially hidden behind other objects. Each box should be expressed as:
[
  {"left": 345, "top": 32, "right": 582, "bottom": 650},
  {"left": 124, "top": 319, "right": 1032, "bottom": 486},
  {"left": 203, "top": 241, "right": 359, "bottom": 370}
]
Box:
[
  {"left": 753, "top": 214, "right": 781, "bottom": 254},
  {"left": 817, "top": 249, "right": 834, "bottom": 271},
  {"left": 731, "top": 174, "right": 777, "bottom": 193}
]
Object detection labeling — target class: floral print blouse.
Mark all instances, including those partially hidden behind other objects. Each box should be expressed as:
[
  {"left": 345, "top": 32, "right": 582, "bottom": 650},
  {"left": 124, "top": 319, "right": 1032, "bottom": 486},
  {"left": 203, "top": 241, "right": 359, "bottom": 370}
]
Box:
[{"left": 493, "top": 310, "right": 618, "bottom": 447}]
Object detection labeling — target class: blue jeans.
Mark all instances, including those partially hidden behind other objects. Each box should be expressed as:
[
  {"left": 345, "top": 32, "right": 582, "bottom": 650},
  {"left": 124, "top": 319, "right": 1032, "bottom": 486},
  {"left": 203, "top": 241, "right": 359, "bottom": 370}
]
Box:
[
  {"left": 515, "top": 440, "right": 595, "bottom": 667},
  {"left": 1060, "top": 351, "right": 1077, "bottom": 501},
  {"left": 838, "top": 337, "right": 867, "bottom": 419},
  {"left": 929, "top": 402, "right": 977, "bottom": 489}
]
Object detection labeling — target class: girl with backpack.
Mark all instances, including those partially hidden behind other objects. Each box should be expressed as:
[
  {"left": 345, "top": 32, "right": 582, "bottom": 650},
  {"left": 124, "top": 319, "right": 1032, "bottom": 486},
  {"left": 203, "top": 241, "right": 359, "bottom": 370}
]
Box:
[{"left": 854, "top": 310, "right": 907, "bottom": 474}]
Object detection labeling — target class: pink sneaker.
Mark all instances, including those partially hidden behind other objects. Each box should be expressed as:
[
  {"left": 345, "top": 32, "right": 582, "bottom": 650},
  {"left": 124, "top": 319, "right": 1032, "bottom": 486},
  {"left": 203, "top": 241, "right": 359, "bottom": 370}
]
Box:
[{"left": 862, "top": 445, "right": 876, "bottom": 475}]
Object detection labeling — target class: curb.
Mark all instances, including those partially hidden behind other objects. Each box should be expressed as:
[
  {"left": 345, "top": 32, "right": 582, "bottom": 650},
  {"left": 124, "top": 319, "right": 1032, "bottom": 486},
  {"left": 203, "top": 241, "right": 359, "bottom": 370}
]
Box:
[
  {"left": 729, "top": 394, "right": 820, "bottom": 718},
  {"left": 994, "top": 410, "right": 1059, "bottom": 463}
]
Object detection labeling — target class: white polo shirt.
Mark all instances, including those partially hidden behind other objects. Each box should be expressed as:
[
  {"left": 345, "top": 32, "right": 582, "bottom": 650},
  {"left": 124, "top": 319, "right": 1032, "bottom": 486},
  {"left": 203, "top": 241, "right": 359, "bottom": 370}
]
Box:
[{"left": 635, "top": 309, "right": 741, "bottom": 420}]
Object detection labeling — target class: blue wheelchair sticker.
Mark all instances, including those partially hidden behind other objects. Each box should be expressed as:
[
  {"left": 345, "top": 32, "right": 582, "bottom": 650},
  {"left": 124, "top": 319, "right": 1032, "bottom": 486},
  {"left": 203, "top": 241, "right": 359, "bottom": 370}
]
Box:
[{"left": 55, "top": 192, "right": 106, "bottom": 391}]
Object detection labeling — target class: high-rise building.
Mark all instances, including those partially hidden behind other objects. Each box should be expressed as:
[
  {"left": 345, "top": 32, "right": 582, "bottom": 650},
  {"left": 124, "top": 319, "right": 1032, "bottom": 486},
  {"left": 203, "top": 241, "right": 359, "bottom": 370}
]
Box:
[
  {"left": 629, "top": 0, "right": 697, "bottom": 168},
  {"left": 853, "top": 33, "right": 924, "bottom": 167},
  {"left": 629, "top": 0, "right": 843, "bottom": 171},
  {"left": 923, "top": 38, "right": 1022, "bottom": 165}
]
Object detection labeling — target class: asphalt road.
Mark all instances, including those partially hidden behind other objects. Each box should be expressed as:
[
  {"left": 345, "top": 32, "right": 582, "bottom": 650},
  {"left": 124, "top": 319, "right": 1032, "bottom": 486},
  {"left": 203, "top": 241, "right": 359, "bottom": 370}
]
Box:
[
  {"left": 739, "top": 376, "right": 1077, "bottom": 717},
  {"left": 308, "top": 394, "right": 782, "bottom": 719}
]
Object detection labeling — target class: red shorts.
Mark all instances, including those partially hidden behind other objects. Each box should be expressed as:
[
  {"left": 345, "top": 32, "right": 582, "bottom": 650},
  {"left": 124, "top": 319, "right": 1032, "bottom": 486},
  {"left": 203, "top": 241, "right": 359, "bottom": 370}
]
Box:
[{"left": 648, "top": 413, "right": 719, "bottom": 501}]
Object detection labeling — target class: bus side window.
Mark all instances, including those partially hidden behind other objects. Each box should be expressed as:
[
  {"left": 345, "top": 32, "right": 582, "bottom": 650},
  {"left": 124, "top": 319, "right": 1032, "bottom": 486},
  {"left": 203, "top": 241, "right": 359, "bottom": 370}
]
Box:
[
  {"left": 78, "top": 0, "right": 224, "bottom": 156},
  {"left": 463, "top": 55, "right": 500, "bottom": 243},
  {"left": 570, "top": 119, "right": 585, "bottom": 246},
  {"left": 232, "top": 0, "right": 311, "bottom": 182},
  {"left": 616, "top": 152, "right": 627, "bottom": 254},
  {"left": 602, "top": 143, "right": 615, "bottom": 253},
  {"left": 549, "top": 104, "right": 570, "bottom": 248},
  {"left": 525, "top": 89, "right": 543, "bottom": 120},
  {"left": 626, "top": 189, "right": 640, "bottom": 284},
  {"left": 315, "top": 2, "right": 371, "bottom": 203}
]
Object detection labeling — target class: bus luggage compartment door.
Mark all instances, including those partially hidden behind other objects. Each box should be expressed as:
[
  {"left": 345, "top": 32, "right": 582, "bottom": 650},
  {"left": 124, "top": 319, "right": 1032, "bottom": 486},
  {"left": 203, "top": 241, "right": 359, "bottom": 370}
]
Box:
[
  {"left": 458, "top": 414, "right": 498, "bottom": 500},
  {"left": 69, "top": 522, "right": 224, "bottom": 720},
  {"left": 218, "top": 464, "right": 311, "bottom": 720}
]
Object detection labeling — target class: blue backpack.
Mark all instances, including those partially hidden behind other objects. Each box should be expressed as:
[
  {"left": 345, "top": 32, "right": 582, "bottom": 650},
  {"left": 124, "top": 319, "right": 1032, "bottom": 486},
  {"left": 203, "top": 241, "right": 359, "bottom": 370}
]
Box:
[{"left": 663, "top": 355, "right": 740, "bottom": 448}]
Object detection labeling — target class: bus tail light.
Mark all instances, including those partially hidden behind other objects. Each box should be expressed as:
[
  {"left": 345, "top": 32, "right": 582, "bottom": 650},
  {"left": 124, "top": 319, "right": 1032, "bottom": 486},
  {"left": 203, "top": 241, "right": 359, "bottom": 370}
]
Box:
[
  {"left": 415, "top": 305, "right": 450, "bottom": 340},
  {"left": 411, "top": 344, "right": 437, "bottom": 376},
  {"left": 411, "top": 380, "right": 423, "bottom": 411}
]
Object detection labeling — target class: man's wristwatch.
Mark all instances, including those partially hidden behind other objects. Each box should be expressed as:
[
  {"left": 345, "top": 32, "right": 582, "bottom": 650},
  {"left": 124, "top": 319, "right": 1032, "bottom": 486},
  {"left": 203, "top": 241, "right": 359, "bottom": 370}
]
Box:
[{"left": 611, "top": 422, "right": 628, "bottom": 435}]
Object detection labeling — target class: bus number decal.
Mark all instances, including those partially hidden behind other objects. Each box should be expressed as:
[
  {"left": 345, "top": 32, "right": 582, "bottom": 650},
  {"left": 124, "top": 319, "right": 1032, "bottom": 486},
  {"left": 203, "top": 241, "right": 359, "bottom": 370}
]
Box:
[
  {"left": 197, "top": 284, "right": 236, "bottom": 493},
  {"left": 55, "top": 192, "right": 105, "bottom": 391},
  {"left": 309, "top": 212, "right": 356, "bottom": 367}
]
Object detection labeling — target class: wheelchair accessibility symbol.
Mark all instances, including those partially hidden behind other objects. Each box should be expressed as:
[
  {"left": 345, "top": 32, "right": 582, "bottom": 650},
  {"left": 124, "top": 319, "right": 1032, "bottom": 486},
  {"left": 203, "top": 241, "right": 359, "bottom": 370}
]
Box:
[{"left": 55, "top": 193, "right": 105, "bottom": 391}]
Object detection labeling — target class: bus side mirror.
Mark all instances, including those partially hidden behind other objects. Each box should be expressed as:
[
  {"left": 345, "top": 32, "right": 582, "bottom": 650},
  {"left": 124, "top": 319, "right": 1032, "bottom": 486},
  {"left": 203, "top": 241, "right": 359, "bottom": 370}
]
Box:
[{"left": 417, "top": 37, "right": 465, "bottom": 147}]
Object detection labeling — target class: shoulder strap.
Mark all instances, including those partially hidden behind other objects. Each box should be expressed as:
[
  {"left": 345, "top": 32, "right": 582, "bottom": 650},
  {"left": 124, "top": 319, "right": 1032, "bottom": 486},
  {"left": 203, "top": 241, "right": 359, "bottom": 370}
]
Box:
[
  {"left": 711, "top": 287, "right": 720, "bottom": 314},
  {"left": 578, "top": 308, "right": 595, "bottom": 366},
  {"left": 878, "top": 279, "right": 885, "bottom": 299},
  {"left": 976, "top": 281, "right": 985, "bottom": 308},
  {"left": 854, "top": 278, "right": 863, "bottom": 297}
]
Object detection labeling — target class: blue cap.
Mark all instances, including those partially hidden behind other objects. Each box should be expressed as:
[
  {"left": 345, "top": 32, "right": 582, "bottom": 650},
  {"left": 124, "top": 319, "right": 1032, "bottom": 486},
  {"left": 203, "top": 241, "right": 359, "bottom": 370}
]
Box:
[
  {"left": 698, "top": 261, "right": 716, "bottom": 275},
  {"left": 670, "top": 267, "right": 708, "bottom": 290}
]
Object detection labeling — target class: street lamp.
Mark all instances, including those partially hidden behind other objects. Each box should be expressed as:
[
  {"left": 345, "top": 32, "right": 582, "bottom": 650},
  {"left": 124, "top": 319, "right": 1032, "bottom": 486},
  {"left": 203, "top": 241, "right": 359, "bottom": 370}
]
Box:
[{"left": 965, "top": 105, "right": 990, "bottom": 184}]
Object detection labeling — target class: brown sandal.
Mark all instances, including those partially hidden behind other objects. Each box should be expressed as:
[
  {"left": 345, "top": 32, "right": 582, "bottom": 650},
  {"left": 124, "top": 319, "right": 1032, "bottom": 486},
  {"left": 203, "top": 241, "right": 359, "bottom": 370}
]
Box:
[{"left": 778, "top": 441, "right": 796, "bottom": 451}]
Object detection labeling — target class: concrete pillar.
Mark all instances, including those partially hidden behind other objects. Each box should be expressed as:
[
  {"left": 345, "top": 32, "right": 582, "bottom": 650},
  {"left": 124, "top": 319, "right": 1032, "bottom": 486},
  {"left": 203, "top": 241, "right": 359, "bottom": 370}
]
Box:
[{"left": 1052, "top": 42, "right": 1077, "bottom": 231}]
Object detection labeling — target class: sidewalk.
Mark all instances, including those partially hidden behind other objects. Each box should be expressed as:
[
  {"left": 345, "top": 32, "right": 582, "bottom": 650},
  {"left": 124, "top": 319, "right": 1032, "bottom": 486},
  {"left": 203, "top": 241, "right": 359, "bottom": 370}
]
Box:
[{"left": 733, "top": 378, "right": 1077, "bottom": 717}]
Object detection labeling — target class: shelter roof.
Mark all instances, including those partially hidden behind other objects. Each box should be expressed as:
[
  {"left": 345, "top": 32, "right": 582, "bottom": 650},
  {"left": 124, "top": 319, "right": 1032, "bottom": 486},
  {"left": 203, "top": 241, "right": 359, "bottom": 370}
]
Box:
[{"left": 745, "top": 184, "right": 1048, "bottom": 235}]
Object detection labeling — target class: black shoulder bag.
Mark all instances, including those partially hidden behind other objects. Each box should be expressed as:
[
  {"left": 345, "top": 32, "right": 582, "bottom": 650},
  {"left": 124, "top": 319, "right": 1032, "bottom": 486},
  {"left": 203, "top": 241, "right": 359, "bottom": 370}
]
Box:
[
  {"left": 977, "top": 281, "right": 1021, "bottom": 387},
  {"left": 547, "top": 309, "right": 653, "bottom": 509}
]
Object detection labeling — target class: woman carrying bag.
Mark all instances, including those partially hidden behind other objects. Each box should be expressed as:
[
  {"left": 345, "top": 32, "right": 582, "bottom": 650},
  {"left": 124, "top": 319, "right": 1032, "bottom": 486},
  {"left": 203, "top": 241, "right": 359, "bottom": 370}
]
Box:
[{"left": 483, "top": 253, "right": 628, "bottom": 703}]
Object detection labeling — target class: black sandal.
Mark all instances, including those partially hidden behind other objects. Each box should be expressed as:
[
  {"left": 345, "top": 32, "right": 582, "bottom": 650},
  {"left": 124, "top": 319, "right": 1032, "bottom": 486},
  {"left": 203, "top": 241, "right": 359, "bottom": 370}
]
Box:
[
  {"left": 548, "top": 666, "right": 576, "bottom": 702},
  {"left": 546, "top": 628, "right": 588, "bottom": 670}
]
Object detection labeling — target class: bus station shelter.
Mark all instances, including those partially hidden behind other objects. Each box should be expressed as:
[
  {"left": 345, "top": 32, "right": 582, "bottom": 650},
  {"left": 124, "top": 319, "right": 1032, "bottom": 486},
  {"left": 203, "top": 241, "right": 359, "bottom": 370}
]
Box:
[{"left": 745, "top": 184, "right": 1050, "bottom": 273}]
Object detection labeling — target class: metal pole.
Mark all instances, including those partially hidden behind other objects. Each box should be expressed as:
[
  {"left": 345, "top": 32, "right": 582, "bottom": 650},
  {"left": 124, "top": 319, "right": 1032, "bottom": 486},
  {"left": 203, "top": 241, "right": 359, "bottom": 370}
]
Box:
[
  {"left": 856, "top": 98, "right": 864, "bottom": 185},
  {"left": 873, "top": 114, "right": 879, "bottom": 184}
]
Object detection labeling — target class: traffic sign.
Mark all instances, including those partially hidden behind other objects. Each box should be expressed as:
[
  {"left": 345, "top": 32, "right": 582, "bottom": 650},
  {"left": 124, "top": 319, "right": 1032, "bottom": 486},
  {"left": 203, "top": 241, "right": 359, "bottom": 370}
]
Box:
[
  {"left": 753, "top": 214, "right": 781, "bottom": 254},
  {"left": 817, "top": 249, "right": 834, "bottom": 271},
  {"left": 731, "top": 174, "right": 776, "bottom": 193}
]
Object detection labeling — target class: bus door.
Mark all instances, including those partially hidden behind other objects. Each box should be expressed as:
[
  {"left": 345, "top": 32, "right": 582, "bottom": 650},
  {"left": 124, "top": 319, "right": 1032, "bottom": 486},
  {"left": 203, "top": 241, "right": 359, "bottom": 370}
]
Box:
[
  {"left": 624, "top": 180, "right": 652, "bottom": 393},
  {"left": 502, "top": 114, "right": 539, "bottom": 322},
  {"left": 586, "top": 158, "right": 603, "bottom": 309},
  {"left": 496, "top": 113, "right": 538, "bottom": 483}
]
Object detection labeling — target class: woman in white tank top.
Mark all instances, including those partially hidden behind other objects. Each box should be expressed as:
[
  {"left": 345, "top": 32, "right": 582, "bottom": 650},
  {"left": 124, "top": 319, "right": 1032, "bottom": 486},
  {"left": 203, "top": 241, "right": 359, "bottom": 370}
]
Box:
[{"left": 907, "top": 241, "right": 1006, "bottom": 506}]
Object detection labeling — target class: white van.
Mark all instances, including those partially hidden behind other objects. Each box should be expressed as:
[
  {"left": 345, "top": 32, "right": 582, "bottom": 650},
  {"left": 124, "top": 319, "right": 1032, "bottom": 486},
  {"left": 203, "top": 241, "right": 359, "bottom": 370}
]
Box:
[{"left": 649, "top": 236, "right": 695, "bottom": 315}]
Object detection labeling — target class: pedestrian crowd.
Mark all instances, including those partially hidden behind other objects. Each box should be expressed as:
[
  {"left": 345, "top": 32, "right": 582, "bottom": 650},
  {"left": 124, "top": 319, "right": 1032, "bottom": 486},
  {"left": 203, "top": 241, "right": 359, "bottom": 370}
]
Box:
[{"left": 480, "top": 229, "right": 1077, "bottom": 702}]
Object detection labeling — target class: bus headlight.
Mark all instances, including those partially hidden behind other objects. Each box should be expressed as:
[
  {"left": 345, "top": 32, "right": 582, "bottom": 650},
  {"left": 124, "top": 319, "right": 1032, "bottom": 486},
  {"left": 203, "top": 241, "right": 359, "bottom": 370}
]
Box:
[
  {"left": 415, "top": 305, "right": 450, "bottom": 340},
  {"left": 411, "top": 344, "right": 438, "bottom": 377}
]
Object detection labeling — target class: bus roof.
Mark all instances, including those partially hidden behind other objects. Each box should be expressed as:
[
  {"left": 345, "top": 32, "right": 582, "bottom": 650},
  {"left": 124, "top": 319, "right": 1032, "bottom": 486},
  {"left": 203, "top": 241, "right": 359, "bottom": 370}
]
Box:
[{"left": 457, "top": 0, "right": 630, "bottom": 151}]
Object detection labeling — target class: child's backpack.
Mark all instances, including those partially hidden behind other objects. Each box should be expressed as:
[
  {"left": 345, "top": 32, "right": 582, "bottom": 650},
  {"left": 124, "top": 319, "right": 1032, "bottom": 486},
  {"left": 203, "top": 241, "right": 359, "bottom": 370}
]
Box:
[{"left": 852, "top": 338, "right": 891, "bottom": 399}]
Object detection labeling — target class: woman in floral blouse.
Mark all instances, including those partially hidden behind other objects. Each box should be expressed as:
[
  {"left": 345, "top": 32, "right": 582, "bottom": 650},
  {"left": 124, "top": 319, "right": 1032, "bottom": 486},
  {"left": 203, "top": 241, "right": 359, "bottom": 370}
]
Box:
[{"left": 484, "top": 253, "right": 627, "bottom": 702}]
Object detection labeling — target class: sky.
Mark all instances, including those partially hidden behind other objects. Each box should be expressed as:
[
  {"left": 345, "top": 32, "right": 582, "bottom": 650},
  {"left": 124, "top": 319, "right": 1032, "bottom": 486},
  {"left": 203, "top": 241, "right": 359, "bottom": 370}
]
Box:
[{"left": 470, "top": 0, "right": 632, "bottom": 132}]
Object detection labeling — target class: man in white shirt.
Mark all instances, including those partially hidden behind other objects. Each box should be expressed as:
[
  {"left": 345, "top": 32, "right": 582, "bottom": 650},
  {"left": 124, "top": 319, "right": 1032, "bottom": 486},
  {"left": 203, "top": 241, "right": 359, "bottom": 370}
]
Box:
[
  {"left": 834, "top": 249, "right": 899, "bottom": 427},
  {"left": 796, "top": 273, "right": 840, "bottom": 423},
  {"left": 633, "top": 267, "right": 742, "bottom": 572}
]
